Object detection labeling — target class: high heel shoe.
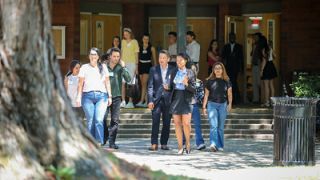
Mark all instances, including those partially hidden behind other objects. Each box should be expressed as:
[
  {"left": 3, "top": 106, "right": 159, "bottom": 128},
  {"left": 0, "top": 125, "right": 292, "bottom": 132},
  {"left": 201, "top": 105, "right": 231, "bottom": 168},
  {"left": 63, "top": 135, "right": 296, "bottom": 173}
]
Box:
[
  {"left": 186, "top": 148, "right": 191, "bottom": 154},
  {"left": 177, "top": 148, "right": 184, "bottom": 155}
]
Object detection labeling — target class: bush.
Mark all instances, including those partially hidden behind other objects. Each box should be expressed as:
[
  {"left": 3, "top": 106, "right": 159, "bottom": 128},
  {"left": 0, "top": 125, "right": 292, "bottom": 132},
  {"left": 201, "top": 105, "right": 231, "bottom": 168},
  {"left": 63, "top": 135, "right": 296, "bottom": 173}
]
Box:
[{"left": 290, "top": 74, "right": 320, "bottom": 98}]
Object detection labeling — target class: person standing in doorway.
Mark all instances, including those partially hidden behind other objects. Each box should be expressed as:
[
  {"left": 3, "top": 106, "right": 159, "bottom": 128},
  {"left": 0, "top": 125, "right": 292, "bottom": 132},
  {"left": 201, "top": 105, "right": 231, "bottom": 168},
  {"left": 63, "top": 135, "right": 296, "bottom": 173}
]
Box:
[
  {"left": 121, "top": 28, "right": 139, "bottom": 108},
  {"left": 207, "top": 39, "right": 220, "bottom": 76},
  {"left": 186, "top": 31, "right": 201, "bottom": 68},
  {"left": 170, "top": 53, "right": 196, "bottom": 155},
  {"left": 221, "top": 32, "right": 243, "bottom": 105},
  {"left": 147, "top": 50, "right": 175, "bottom": 151},
  {"left": 136, "top": 33, "right": 157, "bottom": 108},
  {"left": 203, "top": 62, "right": 232, "bottom": 152},
  {"left": 260, "top": 38, "right": 277, "bottom": 107},
  {"left": 77, "top": 47, "right": 112, "bottom": 146},
  {"left": 251, "top": 32, "right": 262, "bottom": 104},
  {"left": 104, "top": 48, "right": 131, "bottom": 149},
  {"left": 167, "top": 31, "right": 178, "bottom": 67}
]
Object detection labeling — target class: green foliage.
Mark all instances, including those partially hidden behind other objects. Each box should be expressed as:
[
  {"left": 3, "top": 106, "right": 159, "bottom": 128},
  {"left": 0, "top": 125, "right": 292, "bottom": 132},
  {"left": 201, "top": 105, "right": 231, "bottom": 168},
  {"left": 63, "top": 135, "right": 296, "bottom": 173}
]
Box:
[
  {"left": 290, "top": 74, "right": 320, "bottom": 98},
  {"left": 46, "top": 165, "right": 75, "bottom": 180}
]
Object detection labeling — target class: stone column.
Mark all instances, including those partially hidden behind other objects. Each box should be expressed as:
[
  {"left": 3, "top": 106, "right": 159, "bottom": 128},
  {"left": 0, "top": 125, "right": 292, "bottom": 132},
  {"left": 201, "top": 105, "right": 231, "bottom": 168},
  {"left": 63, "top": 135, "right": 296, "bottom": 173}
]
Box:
[{"left": 177, "top": 0, "right": 187, "bottom": 53}]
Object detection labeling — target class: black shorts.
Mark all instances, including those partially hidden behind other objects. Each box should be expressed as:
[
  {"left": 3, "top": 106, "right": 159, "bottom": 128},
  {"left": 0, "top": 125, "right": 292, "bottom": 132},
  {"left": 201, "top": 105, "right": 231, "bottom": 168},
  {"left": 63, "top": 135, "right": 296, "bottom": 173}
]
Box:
[{"left": 138, "top": 62, "right": 152, "bottom": 74}]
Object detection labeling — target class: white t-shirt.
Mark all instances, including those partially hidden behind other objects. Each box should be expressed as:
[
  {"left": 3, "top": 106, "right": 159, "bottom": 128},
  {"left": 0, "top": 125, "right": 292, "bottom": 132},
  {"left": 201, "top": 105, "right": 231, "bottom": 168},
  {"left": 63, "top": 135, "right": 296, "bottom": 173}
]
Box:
[
  {"left": 67, "top": 75, "right": 80, "bottom": 107},
  {"left": 269, "top": 48, "right": 274, "bottom": 61},
  {"left": 168, "top": 43, "right": 177, "bottom": 62},
  {"left": 186, "top": 40, "right": 200, "bottom": 63},
  {"left": 79, "top": 63, "right": 109, "bottom": 93}
]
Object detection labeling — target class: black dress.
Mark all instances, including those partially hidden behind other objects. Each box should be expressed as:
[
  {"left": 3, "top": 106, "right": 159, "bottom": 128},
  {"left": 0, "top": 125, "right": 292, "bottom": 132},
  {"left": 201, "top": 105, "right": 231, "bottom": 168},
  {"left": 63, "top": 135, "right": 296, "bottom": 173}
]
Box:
[
  {"left": 169, "top": 69, "right": 196, "bottom": 115},
  {"left": 261, "top": 49, "right": 277, "bottom": 80}
]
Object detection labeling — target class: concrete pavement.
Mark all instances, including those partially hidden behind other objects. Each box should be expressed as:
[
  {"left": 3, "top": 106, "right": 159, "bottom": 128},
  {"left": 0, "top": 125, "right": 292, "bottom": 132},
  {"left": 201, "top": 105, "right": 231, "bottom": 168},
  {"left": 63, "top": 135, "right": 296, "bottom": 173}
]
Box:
[{"left": 105, "top": 138, "right": 320, "bottom": 179}]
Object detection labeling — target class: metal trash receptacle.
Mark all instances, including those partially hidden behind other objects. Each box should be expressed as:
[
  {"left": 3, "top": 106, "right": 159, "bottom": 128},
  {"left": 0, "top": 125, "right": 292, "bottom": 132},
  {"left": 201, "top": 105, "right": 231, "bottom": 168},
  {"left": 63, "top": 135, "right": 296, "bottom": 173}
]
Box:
[{"left": 271, "top": 97, "right": 319, "bottom": 166}]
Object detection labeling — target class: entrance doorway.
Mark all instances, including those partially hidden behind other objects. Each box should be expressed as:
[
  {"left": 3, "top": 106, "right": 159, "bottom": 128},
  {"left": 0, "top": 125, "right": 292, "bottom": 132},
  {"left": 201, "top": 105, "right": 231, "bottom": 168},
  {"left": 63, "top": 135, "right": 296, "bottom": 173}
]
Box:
[
  {"left": 225, "top": 13, "right": 281, "bottom": 104},
  {"left": 80, "top": 13, "right": 122, "bottom": 62}
]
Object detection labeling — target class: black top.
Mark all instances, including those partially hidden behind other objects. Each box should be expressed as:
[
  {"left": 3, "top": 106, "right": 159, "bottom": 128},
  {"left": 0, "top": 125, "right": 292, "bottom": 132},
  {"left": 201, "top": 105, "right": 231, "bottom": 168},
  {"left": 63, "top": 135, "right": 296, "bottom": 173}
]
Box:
[
  {"left": 206, "top": 78, "right": 232, "bottom": 103},
  {"left": 139, "top": 45, "right": 152, "bottom": 62}
]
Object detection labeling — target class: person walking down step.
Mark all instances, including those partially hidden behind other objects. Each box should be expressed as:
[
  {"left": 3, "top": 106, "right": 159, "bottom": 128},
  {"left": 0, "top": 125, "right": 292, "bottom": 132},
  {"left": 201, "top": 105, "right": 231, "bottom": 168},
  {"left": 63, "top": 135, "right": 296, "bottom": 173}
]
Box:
[
  {"left": 170, "top": 53, "right": 196, "bottom": 155},
  {"left": 77, "top": 47, "right": 112, "bottom": 146},
  {"left": 203, "top": 62, "right": 232, "bottom": 152},
  {"left": 190, "top": 64, "right": 206, "bottom": 150},
  {"left": 104, "top": 48, "right": 131, "bottom": 149},
  {"left": 147, "top": 50, "right": 175, "bottom": 151}
]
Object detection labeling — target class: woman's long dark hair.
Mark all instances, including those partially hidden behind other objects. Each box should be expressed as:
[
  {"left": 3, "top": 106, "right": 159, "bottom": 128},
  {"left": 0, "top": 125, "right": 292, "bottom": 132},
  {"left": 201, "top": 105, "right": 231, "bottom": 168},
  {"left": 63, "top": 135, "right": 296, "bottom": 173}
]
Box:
[
  {"left": 89, "top": 47, "right": 103, "bottom": 75},
  {"left": 112, "top": 36, "right": 121, "bottom": 49},
  {"left": 66, "top": 59, "right": 80, "bottom": 77},
  {"left": 208, "top": 39, "right": 219, "bottom": 52},
  {"left": 259, "top": 36, "right": 270, "bottom": 59}
]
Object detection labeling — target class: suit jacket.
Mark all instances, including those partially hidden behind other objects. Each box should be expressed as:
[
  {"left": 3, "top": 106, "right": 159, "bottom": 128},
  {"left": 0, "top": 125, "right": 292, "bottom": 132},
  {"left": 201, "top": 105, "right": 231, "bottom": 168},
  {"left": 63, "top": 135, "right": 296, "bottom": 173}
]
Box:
[
  {"left": 147, "top": 64, "right": 176, "bottom": 106},
  {"left": 221, "top": 43, "right": 244, "bottom": 73},
  {"left": 170, "top": 68, "right": 196, "bottom": 104}
]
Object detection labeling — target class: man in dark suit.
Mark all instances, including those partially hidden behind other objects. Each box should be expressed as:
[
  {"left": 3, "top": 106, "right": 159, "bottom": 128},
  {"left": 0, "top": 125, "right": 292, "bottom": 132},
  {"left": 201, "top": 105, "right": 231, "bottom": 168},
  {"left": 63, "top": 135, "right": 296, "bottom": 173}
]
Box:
[
  {"left": 147, "top": 50, "right": 176, "bottom": 151},
  {"left": 221, "top": 32, "right": 244, "bottom": 105}
]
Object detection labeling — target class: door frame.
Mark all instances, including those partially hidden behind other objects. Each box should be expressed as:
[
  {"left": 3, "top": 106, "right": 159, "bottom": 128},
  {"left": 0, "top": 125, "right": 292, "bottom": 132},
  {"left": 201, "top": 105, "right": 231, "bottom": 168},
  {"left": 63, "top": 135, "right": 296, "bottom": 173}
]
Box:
[{"left": 80, "top": 12, "right": 122, "bottom": 50}]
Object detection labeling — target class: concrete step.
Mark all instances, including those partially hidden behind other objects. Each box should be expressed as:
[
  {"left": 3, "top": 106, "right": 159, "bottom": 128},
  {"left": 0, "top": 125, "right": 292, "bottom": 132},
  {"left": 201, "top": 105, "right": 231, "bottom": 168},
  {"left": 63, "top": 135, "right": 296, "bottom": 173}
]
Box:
[
  {"left": 120, "top": 107, "right": 273, "bottom": 114},
  {"left": 115, "top": 119, "right": 274, "bottom": 124},
  {"left": 119, "top": 124, "right": 273, "bottom": 130},
  {"left": 117, "top": 133, "right": 274, "bottom": 139},
  {"left": 116, "top": 114, "right": 273, "bottom": 121},
  {"left": 117, "top": 128, "right": 273, "bottom": 135}
]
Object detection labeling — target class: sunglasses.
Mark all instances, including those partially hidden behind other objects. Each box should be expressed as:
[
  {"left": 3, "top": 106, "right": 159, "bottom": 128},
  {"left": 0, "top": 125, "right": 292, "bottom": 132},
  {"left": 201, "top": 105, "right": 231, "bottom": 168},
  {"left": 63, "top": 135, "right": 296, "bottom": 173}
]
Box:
[{"left": 90, "top": 53, "right": 98, "bottom": 56}]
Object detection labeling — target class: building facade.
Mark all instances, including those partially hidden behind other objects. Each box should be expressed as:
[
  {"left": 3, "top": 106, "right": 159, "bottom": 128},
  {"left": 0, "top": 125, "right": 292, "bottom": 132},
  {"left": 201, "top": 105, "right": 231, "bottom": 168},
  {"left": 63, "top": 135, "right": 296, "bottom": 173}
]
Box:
[{"left": 52, "top": 0, "right": 320, "bottom": 98}]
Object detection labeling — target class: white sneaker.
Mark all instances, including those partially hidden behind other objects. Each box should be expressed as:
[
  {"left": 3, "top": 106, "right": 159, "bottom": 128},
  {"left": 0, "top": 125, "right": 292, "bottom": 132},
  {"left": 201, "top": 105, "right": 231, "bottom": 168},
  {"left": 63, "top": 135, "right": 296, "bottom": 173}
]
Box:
[
  {"left": 210, "top": 144, "right": 217, "bottom": 152},
  {"left": 135, "top": 101, "right": 144, "bottom": 107},
  {"left": 124, "top": 102, "right": 134, "bottom": 109},
  {"left": 120, "top": 101, "right": 126, "bottom": 108},
  {"left": 196, "top": 144, "right": 206, "bottom": 150},
  {"left": 218, "top": 148, "right": 224, "bottom": 152}
]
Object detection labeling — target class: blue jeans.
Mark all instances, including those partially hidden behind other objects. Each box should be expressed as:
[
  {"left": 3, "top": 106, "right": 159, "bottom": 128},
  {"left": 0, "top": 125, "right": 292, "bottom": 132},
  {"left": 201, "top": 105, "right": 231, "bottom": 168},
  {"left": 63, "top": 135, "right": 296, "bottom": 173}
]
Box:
[
  {"left": 82, "top": 91, "right": 108, "bottom": 144},
  {"left": 207, "top": 101, "right": 227, "bottom": 149},
  {"left": 191, "top": 104, "right": 205, "bottom": 146}
]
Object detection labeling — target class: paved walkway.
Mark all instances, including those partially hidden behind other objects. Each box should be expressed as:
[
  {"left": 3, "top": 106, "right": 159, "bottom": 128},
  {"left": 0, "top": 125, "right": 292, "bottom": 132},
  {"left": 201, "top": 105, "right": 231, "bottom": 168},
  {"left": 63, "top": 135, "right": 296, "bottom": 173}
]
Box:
[{"left": 106, "top": 138, "right": 320, "bottom": 179}]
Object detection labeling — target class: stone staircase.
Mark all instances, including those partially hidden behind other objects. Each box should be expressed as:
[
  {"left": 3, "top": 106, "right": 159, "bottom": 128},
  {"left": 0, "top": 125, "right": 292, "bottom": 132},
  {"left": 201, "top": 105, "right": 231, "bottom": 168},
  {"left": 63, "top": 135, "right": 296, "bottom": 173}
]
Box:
[{"left": 112, "top": 107, "right": 274, "bottom": 139}]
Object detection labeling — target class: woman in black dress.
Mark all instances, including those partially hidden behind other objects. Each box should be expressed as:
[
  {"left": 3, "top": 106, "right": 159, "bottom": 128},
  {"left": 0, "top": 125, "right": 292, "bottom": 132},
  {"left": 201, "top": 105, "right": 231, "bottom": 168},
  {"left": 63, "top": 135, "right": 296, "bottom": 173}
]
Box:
[
  {"left": 170, "top": 53, "right": 196, "bottom": 155},
  {"left": 260, "top": 37, "right": 277, "bottom": 107}
]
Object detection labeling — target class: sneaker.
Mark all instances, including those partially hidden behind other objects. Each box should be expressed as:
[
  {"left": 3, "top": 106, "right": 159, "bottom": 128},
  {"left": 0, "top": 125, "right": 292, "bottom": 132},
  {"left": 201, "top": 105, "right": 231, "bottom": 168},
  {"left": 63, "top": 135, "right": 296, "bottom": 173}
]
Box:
[
  {"left": 218, "top": 148, "right": 224, "bottom": 152},
  {"left": 120, "top": 101, "right": 126, "bottom": 108},
  {"left": 124, "top": 102, "right": 134, "bottom": 109},
  {"left": 135, "top": 101, "right": 144, "bottom": 107},
  {"left": 210, "top": 144, "right": 217, "bottom": 152},
  {"left": 196, "top": 144, "right": 206, "bottom": 150},
  {"left": 141, "top": 102, "right": 148, "bottom": 108},
  {"left": 109, "top": 144, "right": 119, "bottom": 149}
]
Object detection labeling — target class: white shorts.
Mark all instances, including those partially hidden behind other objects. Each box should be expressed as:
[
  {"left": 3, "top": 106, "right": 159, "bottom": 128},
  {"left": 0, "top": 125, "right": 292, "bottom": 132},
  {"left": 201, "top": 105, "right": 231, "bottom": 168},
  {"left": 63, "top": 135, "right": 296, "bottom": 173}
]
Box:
[{"left": 122, "top": 62, "right": 136, "bottom": 84}]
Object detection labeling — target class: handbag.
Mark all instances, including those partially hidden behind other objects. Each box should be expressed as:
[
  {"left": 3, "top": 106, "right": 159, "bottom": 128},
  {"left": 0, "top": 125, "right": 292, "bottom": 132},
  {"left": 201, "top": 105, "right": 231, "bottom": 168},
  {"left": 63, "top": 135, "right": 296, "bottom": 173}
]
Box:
[{"left": 126, "top": 75, "right": 140, "bottom": 98}]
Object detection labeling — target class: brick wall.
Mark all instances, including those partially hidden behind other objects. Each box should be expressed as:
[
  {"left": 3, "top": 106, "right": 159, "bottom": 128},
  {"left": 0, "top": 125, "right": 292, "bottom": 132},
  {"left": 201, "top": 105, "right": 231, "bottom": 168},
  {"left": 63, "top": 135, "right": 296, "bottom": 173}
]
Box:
[
  {"left": 281, "top": 0, "right": 320, "bottom": 85},
  {"left": 52, "top": 0, "right": 80, "bottom": 75},
  {"left": 122, "top": 3, "right": 146, "bottom": 41}
]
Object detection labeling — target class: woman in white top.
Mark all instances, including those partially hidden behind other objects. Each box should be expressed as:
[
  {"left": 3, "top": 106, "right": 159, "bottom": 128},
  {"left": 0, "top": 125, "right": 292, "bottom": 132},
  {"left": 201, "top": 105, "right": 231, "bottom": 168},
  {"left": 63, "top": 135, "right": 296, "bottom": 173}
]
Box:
[
  {"left": 77, "top": 47, "right": 112, "bottom": 145},
  {"left": 64, "top": 60, "right": 83, "bottom": 119}
]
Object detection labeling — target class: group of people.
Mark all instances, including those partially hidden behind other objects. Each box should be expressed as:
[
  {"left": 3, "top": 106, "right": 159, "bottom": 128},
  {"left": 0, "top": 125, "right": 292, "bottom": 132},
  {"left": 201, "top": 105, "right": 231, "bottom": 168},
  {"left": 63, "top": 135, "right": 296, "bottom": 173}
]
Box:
[{"left": 64, "top": 27, "right": 276, "bottom": 154}]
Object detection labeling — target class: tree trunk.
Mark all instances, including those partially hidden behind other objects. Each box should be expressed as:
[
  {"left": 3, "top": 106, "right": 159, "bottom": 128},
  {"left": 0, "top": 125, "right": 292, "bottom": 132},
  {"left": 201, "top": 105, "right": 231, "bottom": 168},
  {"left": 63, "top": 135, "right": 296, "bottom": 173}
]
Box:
[{"left": 0, "top": 1, "right": 150, "bottom": 179}]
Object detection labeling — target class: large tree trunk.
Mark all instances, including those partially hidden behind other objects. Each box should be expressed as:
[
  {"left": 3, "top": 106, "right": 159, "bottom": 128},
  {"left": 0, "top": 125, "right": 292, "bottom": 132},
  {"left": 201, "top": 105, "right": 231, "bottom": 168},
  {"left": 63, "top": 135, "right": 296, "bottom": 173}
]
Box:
[{"left": 0, "top": 1, "right": 150, "bottom": 179}]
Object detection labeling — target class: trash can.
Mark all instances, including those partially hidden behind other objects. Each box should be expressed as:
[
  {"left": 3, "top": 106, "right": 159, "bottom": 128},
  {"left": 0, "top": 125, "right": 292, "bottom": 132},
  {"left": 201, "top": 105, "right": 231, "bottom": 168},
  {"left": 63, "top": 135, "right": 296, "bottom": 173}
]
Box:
[{"left": 271, "top": 97, "right": 319, "bottom": 166}]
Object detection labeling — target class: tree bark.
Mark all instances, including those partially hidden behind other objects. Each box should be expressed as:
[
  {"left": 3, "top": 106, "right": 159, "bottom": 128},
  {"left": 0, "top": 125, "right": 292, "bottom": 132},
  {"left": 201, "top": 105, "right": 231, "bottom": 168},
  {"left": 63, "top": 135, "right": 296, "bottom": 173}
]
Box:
[{"left": 0, "top": 1, "right": 150, "bottom": 179}]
